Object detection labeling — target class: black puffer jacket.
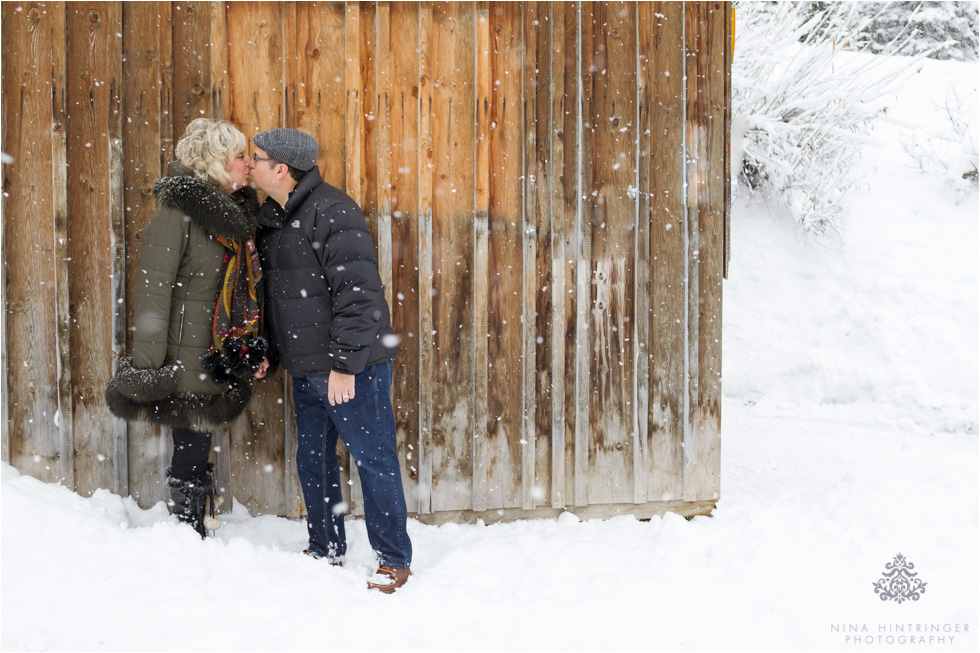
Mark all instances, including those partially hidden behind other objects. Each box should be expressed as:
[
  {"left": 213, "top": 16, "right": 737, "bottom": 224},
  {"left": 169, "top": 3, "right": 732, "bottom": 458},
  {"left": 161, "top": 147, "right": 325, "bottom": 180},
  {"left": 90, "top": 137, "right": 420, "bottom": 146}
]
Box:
[{"left": 256, "top": 168, "right": 396, "bottom": 377}]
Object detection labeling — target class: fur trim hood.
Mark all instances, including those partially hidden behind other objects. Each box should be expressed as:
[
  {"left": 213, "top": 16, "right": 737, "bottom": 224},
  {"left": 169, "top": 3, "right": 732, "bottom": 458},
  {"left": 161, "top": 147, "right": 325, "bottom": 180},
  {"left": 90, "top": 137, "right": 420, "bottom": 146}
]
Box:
[
  {"left": 105, "top": 356, "right": 251, "bottom": 432},
  {"left": 153, "top": 165, "right": 259, "bottom": 243}
]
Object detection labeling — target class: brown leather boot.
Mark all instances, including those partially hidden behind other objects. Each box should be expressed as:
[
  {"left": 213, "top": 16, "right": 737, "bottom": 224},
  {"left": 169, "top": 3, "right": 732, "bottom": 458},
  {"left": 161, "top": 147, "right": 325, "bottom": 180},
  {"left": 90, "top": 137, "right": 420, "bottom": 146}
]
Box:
[{"left": 367, "top": 566, "right": 412, "bottom": 593}]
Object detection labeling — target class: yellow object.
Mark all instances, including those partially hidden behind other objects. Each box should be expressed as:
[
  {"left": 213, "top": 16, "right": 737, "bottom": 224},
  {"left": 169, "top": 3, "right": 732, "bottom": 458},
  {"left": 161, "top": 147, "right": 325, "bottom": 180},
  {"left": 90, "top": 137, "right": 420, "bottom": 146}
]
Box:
[{"left": 731, "top": 5, "right": 736, "bottom": 57}]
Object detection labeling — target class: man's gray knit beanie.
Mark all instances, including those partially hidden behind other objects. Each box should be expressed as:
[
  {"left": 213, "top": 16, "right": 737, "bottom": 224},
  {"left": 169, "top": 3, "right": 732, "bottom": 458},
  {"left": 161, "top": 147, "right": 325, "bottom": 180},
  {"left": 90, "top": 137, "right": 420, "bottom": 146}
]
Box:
[{"left": 253, "top": 128, "right": 319, "bottom": 172}]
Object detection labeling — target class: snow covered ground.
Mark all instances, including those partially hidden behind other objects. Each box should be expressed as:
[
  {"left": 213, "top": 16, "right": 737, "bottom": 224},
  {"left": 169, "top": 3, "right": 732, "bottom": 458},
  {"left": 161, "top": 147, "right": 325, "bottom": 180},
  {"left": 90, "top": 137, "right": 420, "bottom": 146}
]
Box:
[{"left": 2, "top": 58, "right": 977, "bottom": 652}]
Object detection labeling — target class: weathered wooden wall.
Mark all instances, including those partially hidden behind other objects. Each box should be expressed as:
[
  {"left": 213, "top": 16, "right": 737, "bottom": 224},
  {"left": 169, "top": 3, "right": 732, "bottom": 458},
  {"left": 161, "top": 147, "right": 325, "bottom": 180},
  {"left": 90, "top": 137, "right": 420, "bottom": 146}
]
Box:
[{"left": 2, "top": 1, "right": 731, "bottom": 524}]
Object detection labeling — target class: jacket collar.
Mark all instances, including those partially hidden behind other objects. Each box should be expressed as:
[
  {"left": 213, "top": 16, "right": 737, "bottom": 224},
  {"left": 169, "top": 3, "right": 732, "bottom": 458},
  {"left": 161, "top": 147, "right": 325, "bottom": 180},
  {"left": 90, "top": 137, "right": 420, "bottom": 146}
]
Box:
[
  {"left": 257, "top": 167, "right": 323, "bottom": 228},
  {"left": 154, "top": 163, "right": 258, "bottom": 243}
]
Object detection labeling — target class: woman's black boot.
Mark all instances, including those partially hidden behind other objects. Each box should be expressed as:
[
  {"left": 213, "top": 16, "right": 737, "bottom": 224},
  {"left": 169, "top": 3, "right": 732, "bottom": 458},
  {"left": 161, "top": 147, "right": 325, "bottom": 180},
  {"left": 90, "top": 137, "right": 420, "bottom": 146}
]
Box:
[{"left": 166, "top": 464, "right": 221, "bottom": 538}]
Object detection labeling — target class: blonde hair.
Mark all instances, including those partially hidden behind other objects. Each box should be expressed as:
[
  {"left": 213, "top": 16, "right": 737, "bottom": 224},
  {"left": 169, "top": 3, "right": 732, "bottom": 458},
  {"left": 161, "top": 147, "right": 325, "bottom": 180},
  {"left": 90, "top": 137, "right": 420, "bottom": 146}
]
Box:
[{"left": 175, "top": 118, "right": 247, "bottom": 188}]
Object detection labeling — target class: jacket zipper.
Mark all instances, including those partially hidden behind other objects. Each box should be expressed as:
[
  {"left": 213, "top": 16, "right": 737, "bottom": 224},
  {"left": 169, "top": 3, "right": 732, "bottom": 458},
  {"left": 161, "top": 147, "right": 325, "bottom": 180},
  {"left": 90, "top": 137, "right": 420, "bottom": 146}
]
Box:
[{"left": 177, "top": 302, "right": 186, "bottom": 342}]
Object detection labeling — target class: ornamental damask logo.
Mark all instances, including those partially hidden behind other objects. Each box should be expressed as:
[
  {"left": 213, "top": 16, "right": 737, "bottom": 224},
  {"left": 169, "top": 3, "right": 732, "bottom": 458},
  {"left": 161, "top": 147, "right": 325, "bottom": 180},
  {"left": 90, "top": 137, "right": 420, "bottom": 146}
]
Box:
[{"left": 872, "top": 554, "right": 927, "bottom": 603}]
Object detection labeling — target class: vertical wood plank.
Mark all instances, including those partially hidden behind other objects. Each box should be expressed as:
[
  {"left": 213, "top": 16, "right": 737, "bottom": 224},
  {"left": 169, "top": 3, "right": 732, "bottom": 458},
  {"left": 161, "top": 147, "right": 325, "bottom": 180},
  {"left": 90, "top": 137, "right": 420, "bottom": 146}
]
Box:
[
  {"left": 209, "top": 0, "right": 228, "bottom": 121},
  {"left": 123, "top": 1, "right": 172, "bottom": 507},
  {"left": 294, "top": 1, "right": 347, "bottom": 188},
  {"left": 107, "top": 3, "right": 127, "bottom": 497},
  {"left": 472, "top": 1, "right": 490, "bottom": 513},
  {"left": 345, "top": 2, "right": 364, "bottom": 206},
  {"left": 526, "top": 1, "right": 551, "bottom": 511},
  {"left": 557, "top": 1, "right": 580, "bottom": 509},
  {"left": 375, "top": 1, "right": 393, "bottom": 311},
  {"left": 723, "top": 1, "right": 732, "bottom": 279},
  {"left": 484, "top": 1, "right": 523, "bottom": 511},
  {"left": 634, "top": 1, "right": 651, "bottom": 506},
  {"left": 429, "top": 0, "right": 475, "bottom": 512},
  {"left": 572, "top": 0, "right": 590, "bottom": 507},
  {"left": 159, "top": 4, "right": 174, "bottom": 167},
  {"left": 585, "top": 0, "right": 636, "bottom": 506},
  {"left": 644, "top": 1, "right": 685, "bottom": 504},
  {"left": 683, "top": 1, "right": 701, "bottom": 502},
  {"left": 51, "top": 3, "right": 73, "bottom": 493},
  {"left": 224, "top": 1, "right": 287, "bottom": 515},
  {"left": 694, "top": 1, "right": 725, "bottom": 503},
  {"left": 66, "top": 1, "right": 122, "bottom": 496},
  {"left": 171, "top": 2, "right": 212, "bottom": 140},
  {"left": 283, "top": 3, "right": 297, "bottom": 128},
  {"left": 549, "top": 0, "right": 568, "bottom": 509},
  {"left": 388, "top": 0, "right": 422, "bottom": 514},
  {"left": 360, "top": 1, "right": 379, "bottom": 242},
  {"left": 2, "top": 2, "right": 71, "bottom": 484},
  {"left": 416, "top": 1, "right": 435, "bottom": 514}
]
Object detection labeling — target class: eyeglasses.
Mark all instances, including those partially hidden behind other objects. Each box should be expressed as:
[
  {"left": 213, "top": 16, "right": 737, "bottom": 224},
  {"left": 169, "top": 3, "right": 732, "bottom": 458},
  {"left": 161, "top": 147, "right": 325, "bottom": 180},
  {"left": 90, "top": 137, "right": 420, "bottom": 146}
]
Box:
[{"left": 252, "top": 154, "right": 279, "bottom": 163}]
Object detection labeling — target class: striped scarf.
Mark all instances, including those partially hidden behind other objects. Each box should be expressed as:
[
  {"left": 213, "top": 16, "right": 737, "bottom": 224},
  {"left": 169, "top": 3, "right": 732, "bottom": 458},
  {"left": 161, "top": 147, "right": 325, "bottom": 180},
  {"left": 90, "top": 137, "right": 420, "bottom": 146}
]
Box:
[{"left": 202, "top": 236, "right": 268, "bottom": 383}]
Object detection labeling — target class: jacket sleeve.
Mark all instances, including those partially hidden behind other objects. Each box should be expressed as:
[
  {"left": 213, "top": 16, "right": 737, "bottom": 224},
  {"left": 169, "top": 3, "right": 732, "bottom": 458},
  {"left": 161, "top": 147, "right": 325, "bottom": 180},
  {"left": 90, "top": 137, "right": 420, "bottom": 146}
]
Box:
[
  {"left": 315, "top": 202, "right": 386, "bottom": 375},
  {"left": 130, "top": 207, "right": 188, "bottom": 370}
]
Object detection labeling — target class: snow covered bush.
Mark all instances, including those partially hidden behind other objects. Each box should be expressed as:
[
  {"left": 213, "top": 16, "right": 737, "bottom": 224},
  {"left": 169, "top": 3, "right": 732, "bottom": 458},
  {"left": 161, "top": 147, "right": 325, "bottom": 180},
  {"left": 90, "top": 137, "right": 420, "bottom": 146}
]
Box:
[
  {"left": 806, "top": 1, "right": 980, "bottom": 62},
  {"left": 901, "top": 81, "right": 979, "bottom": 195},
  {"left": 732, "top": 2, "right": 926, "bottom": 241}
]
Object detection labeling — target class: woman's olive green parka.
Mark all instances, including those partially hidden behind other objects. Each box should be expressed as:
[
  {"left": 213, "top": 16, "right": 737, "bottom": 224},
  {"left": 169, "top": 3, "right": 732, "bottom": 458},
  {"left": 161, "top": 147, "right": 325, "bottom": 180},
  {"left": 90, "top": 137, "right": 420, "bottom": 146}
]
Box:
[{"left": 105, "top": 164, "right": 259, "bottom": 432}]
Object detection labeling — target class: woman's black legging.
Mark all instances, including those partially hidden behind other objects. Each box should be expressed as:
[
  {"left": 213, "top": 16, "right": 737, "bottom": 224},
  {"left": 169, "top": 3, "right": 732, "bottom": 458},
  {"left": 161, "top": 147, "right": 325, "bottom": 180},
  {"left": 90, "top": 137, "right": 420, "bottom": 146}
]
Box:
[{"left": 170, "top": 427, "right": 213, "bottom": 480}]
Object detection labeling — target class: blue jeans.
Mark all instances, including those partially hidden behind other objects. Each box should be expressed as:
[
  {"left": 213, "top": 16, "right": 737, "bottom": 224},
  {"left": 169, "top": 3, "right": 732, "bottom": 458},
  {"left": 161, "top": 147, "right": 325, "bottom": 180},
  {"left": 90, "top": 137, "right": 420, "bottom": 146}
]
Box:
[{"left": 292, "top": 361, "right": 412, "bottom": 568}]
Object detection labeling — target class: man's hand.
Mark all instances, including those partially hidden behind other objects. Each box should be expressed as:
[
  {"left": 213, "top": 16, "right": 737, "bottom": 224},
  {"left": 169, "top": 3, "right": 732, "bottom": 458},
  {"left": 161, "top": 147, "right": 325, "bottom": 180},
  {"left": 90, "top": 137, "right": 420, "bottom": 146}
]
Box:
[
  {"left": 254, "top": 359, "right": 270, "bottom": 379},
  {"left": 328, "top": 370, "right": 356, "bottom": 406}
]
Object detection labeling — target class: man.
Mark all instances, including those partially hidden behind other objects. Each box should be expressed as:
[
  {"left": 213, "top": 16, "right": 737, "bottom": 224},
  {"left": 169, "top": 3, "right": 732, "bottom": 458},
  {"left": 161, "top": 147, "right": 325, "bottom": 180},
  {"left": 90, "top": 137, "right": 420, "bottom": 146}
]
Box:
[{"left": 249, "top": 128, "right": 412, "bottom": 593}]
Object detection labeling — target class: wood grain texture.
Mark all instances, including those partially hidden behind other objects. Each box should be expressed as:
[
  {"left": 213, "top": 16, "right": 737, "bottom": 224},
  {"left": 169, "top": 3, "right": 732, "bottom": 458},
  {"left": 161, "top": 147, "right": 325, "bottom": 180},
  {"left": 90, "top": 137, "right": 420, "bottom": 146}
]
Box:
[
  {"left": 693, "top": 1, "right": 725, "bottom": 502},
  {"left": 388, "top": 0, "right": 422, "bottom": 514},
  {"left": 570, "top": 1, "right": 589, "bottom": 507},
  {"left": 472, "top": 2, "right": 491, "bottom": 513},
  {"left": 66, "top": 2, "right": 121, "bottom": 496},
  {"left": 107, "top": 3, "right": 127, "bottom": 496},
  {"left": 645, "top": 1, "right": 685, "bottom": 504},
  {"left": 528, "top": 0, "right": 552, "bottom": 510},
  {"left": 550, "top": 0, "right": 570, "bottom": 509},
  {"left": 485, "top": 1, "right": 523, "bottom": 510},
  {"left": 414, "top": 498, "right": 715, "bottom": 526},
  {"left": 635, "top": 1, "right": 652, "bottom": 507},
  {"left": 683, "top": 1, "right": 703, "bottom": 502},
  {"left": 171, "top": 2, "right": 212, "bottom": 140},
  {"left": 123, "top": 2, "right": 173, "bottom": 508},
  {"left": 227, "top": 2, "right": 284, "bottom": 132},
  {"left": 51, "top": 3, "right": 74, "bottom": 493},
  {"left": 209, "top": 1, "right": 228, "bottom": 121},
  {"left": 416, "top": 1, "right": 435, "bottom": 514},
  {"left": 429, "top": 0, "right": 475, "bottom": 512},
  {"left": 2, "top": 2, "right": 70, "bottom": 484},
  {"left": 294, "top": 2, "right": 346, "bottom": 188},
  {"left": 374, "top": 1, "right": 394, "bottom": 312},
  {"left": 520, "top": 1, "right": 536, "bottom": 512},
  {"left": 723, "top": 1, "right": 732, "bottom": 280},
  {"left": 224, "top": 2, "right": 287, "bottom": 516},
  {"left": 344, "top": 3, "right": 364, "bottom": 206},
  {"left": 1, "top": 0, "right": 729, "bottom": 524},
  {"left": 585, "top": 0, "right": 636, "bottom": 506}
]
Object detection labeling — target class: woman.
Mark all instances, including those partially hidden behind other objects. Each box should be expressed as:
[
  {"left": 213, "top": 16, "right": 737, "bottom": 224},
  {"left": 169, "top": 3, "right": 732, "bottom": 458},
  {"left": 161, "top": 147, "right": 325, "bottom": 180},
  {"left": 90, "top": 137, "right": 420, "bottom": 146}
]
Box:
[{"left": 106, "top": 118, "right": 267, "bottom": 537}]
